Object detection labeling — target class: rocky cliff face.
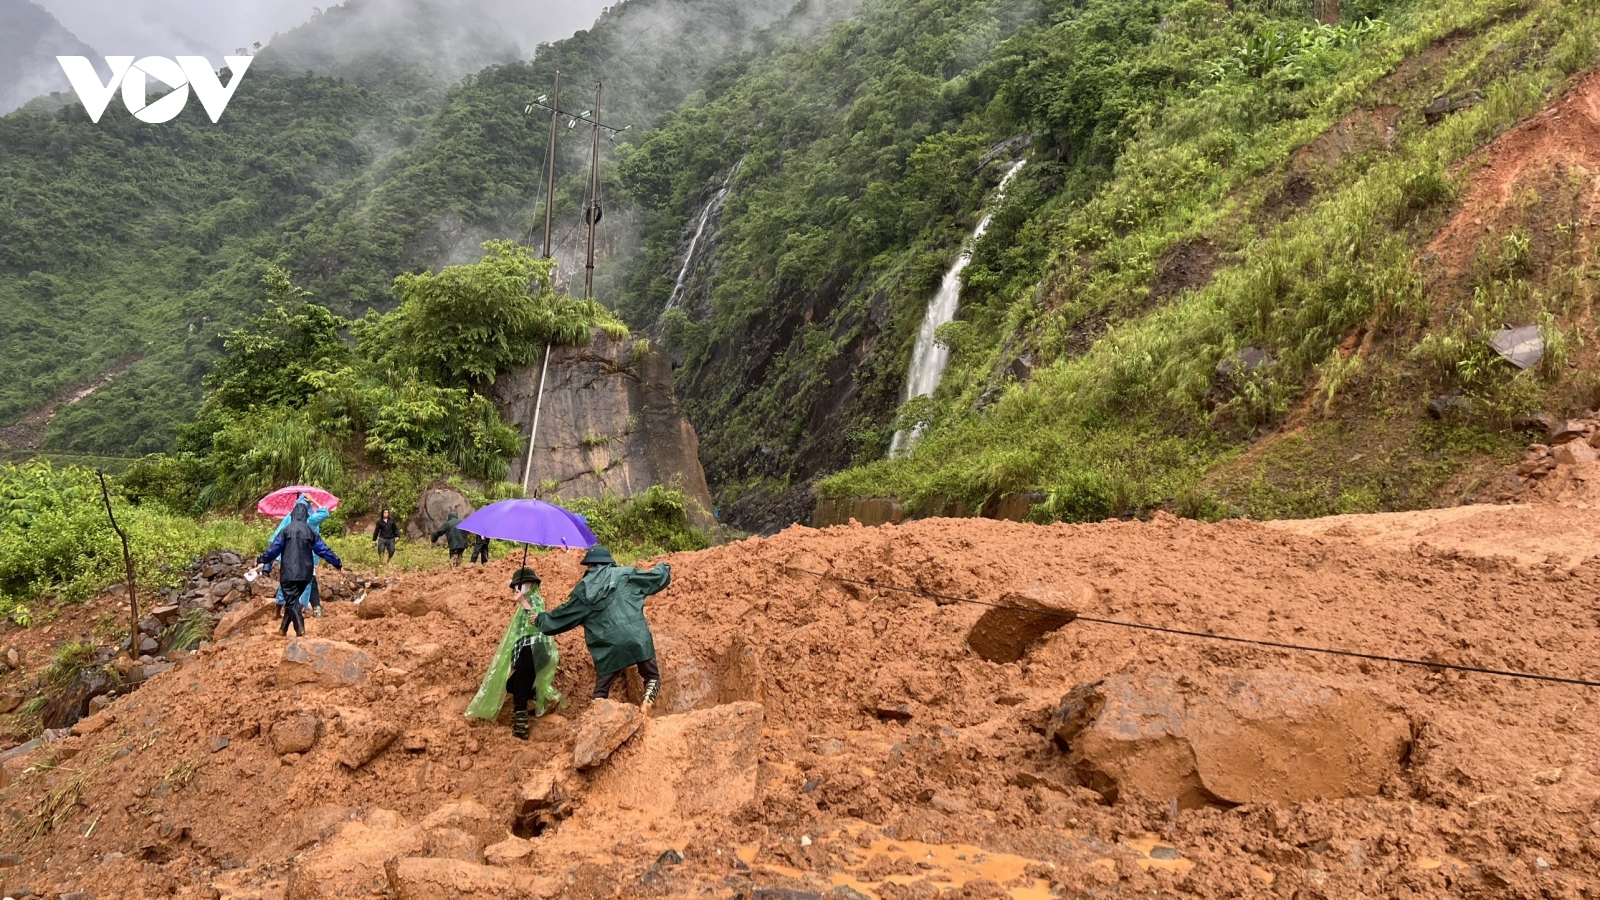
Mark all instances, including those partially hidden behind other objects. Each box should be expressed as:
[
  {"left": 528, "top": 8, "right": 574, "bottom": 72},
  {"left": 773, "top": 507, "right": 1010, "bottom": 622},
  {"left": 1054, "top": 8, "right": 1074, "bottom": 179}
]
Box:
[{"left": 490, "top": 330, "right": 716, "bottom": 531}]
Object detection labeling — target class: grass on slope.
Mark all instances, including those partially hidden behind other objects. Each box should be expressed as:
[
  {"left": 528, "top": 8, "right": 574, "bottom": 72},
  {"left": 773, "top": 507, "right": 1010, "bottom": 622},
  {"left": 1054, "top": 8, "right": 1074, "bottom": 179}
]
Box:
[{"left": 823, "top": 0, "right": 1600, "bottom": 521}]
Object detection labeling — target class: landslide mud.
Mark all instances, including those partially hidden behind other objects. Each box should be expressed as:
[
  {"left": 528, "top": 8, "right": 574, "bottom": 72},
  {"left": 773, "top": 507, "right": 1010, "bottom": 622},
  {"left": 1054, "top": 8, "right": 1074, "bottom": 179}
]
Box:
[{"left": 3, "top": 506, "right": 1600, "bottom": 899}]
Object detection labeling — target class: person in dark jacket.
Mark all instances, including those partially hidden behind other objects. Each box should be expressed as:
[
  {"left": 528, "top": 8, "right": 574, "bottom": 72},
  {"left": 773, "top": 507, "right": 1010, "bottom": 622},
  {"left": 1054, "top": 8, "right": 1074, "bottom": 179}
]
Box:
[
  {"left": 372, "top": 509, "right": 399, "bottom": 564},
  {"left": 253, "top": 503, "right": 343, "bottom": 636},
  {"left": 471, "top": 533, "right": 491, "bottom": 565},
  {"left": 535, "top": 545, "right": 670, "bottom": 709},
  {"left": 431, "top": 512, "right": 468, "bottom": 567}
]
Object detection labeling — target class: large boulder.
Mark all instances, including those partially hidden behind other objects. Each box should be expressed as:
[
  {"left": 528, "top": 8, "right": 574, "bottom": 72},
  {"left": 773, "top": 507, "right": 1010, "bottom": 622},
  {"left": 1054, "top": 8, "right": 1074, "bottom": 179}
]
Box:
[
  {"left": 1052, "top": 671, "right": 1411, "bottom": 809},
  {"left": 582, "top": 701, "right": 764, "bottom": 823},
  {"left": 385, "top": 857, "right": 558, "bottom": 899},
  {"left": 215, "top": 598, "right": 277, "bottom": 640},
  {"left": 408, "top": 484, "right": 475, "bottom": 541},
  {"left": 279, "top": 639, "right": 376, "bottom": 687},
  {"left": 572, "top": 699, "right": 642, "bottom": 770},
  {"left": 287, "top": 809, "right": 424, "bottom": 900},
  {"left": 489, "top": 330, "right": 716, "bottom": 532},
  {"left": 965, "top": 583, "right": 1088, "bottom": 664}
]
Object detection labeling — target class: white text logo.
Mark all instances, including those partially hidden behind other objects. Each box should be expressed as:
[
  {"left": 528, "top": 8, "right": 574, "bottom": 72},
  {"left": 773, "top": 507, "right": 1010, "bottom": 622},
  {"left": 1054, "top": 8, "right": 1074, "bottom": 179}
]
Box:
[{"left": 56, "top": 56, "right": 253, "bottom": 124}]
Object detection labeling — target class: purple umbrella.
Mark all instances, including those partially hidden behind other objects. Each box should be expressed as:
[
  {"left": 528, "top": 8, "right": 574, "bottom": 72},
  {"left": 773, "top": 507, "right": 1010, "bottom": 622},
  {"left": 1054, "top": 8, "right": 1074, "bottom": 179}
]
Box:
[{"left": 457, "top": 499, "right": 597, "bottom": 561}]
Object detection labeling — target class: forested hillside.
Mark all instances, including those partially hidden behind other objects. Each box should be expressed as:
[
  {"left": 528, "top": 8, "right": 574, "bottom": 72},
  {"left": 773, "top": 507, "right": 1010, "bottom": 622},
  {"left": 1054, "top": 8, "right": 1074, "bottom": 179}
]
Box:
[
  {"left": 0, "top": 0, "right": 97, "bottom": 115},
  {"left": 606, "top": 0, "right": 1600, "bottom": 527},
  {"left": 0, "top": 0, "right": 853, "bottom": 456}
]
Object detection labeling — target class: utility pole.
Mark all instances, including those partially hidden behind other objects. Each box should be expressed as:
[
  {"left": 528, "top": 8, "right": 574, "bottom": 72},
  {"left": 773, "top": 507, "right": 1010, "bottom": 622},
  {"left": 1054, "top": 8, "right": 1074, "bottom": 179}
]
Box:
[
  {"left": 541, "top": 71, "right": 561, "bottom": 259},
  {"left": 584, "top": 82, "right": 603, "bottom": 301},
  {"left": 519, "top": 79, "right": 625, "bottom": 492}
]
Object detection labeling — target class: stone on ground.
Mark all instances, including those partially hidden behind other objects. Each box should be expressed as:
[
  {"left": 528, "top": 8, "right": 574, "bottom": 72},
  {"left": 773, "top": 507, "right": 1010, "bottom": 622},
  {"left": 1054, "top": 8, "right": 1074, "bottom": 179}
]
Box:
[
  {"left": 572, "top": 699, "right": 643, "bottom": 770},
  {"left": 484, "top": 836, "right": 536, "bottom": 868},
  {"left": 1051, "top": 670, "right": 1411, "bottom": 808},
  {"left": 387, "top": 857, "right": 558, "bottom": 899},
  {"left": 425, "top": 827, "right": 482, "bottom": 863},
  {"left": 338, "top": 719, "right": 401, "bottom": 769},
  {"left": 583, "top": 701, "right": 764, "bottom": 822},
  {"left": 279, "top": 639, "right": 376, "bottom": 687},
  {"left": 965, "top": 582, "right": 1087, "bottom": 663},
  {"left": 270, "top": 716, "right": 320, "bottom": 755},
  {"left": 214, "top": 600, "right": 277, "bottom": 640}
]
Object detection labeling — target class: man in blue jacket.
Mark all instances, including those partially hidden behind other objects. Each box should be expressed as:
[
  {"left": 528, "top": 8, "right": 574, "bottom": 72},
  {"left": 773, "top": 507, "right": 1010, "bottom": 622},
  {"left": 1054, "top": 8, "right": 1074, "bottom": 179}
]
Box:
[
  {"left": 253, "top": 503, "right": 343, "bottom": 636},
  {"left": 270, "top": 496, "right": 332, "bottom": 616}
]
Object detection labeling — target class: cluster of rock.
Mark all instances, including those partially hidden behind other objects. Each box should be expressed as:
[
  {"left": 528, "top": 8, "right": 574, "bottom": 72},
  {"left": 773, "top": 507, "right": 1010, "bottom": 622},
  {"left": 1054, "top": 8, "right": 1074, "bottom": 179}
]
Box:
[
  {"left": 1511, "top": 413, "right": 1600, "bottom": 481},
  {"left": 7, "top": 550, "right": 381, "bottom": 736}
]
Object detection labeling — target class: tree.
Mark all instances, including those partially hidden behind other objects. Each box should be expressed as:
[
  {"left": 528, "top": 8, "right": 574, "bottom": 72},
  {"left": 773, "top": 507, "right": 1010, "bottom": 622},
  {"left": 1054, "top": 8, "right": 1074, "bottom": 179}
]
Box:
[
  {"left": 203, "top": 267, "right": 351, "bottom": 413},
  {"left": 388, "top": 240, "right": 627, "bottom": 388}
]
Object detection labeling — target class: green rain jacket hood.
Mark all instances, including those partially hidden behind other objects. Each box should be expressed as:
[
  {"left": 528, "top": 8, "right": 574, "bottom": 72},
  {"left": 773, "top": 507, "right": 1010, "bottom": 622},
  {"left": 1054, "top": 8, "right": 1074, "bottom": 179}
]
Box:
[{"left": 534, "top": 561, "right": 670, "bottom": 675}]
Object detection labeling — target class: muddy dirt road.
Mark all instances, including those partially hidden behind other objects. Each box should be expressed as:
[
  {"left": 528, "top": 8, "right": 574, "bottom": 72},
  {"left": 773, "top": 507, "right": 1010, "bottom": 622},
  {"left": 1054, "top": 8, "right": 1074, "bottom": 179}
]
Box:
[{"left": 3, "top": 496, "right": 1600, "bottom": 899}]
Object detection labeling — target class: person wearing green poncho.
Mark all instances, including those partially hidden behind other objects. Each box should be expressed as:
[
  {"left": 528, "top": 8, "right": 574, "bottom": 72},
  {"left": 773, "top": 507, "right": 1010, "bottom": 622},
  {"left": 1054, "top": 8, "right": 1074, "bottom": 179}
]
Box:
[
  {"left": 536, "top": 545, "right": 669, "bottom": 709},
  {"left": 465, "top": 567, "right": 563, "bottom": 739}
]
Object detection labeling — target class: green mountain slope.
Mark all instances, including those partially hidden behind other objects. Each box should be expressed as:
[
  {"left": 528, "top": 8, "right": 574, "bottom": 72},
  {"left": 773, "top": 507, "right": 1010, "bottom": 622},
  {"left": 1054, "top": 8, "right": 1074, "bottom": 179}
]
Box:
[
  {"left": 0, "top": 0, "right": 97, "bottom": 115},
  {"left": 600, "top": 0, "right": 1598, "bottom": 528},
  {"left": 0, "top": 0, "right": 852, "bottom": 456}
]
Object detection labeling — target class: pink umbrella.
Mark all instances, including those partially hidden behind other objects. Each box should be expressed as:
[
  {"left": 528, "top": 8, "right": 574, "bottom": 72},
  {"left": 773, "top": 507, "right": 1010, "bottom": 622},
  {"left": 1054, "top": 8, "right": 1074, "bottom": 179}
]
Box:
[{"left": 257, "top": 485, "right": 340, "bottom": 517}]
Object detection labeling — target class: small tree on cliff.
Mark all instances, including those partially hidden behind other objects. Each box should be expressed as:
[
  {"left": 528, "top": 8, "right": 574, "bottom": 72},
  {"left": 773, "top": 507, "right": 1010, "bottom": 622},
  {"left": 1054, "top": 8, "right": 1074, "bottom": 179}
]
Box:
[{"left": 388, "top": 240, "right": 628, "bottom": 390}]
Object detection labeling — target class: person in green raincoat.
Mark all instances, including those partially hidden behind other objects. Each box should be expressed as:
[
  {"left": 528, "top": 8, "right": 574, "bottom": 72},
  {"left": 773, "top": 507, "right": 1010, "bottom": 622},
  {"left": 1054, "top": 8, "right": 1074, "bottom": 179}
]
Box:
[
  {"left": 466, "top": 567, "right": 563, "bottom": 739},
  {"left": 536, "top": 545, "right": 670, "bottom": 709}
]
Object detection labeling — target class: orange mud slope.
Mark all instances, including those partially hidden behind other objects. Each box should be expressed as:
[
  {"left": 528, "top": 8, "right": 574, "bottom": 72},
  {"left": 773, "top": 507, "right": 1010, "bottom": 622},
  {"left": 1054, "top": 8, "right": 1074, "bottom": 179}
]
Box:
[
  {"left": 5, "top": 503, "right": 1600, "bottom": 899},
  {"left": 1425, "top": 67, "right": 1600, "bottom": 278}
]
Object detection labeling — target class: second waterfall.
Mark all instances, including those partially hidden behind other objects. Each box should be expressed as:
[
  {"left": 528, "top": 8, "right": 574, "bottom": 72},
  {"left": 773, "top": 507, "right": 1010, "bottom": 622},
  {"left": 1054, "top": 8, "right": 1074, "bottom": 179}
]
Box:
[{"left": 889, "top": 159, "right": 1026, "bottom": 457}]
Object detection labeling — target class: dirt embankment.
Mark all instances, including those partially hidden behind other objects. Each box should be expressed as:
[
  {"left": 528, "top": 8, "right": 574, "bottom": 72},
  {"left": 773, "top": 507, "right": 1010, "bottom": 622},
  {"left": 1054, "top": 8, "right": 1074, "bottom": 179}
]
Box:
[{"left": 1, "top": 502, "right": 1599, "bottom": 899}]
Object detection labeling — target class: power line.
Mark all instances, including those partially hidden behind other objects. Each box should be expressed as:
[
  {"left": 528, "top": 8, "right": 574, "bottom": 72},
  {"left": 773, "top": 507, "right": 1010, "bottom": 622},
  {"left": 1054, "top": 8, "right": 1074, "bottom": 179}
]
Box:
[{"left": 782, "top": 566, "right": 1600, "bottom": 689}]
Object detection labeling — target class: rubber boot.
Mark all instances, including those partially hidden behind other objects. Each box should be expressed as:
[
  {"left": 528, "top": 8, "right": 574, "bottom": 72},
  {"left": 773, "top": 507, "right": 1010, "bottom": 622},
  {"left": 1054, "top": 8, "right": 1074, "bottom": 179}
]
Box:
[
  {"left": 641, "top": 678, "right": 661, "bottom": 711},
  {"left": 511, "top": 709, "right": 530, "bottom": 740}
]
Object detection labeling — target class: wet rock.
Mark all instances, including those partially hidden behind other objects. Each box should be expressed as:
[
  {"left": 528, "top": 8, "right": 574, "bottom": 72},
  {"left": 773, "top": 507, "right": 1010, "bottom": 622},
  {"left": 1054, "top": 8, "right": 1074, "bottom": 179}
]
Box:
[
  {"left": 385, "top": 857, "right": 557, "bottom": 899},
  {"left": 573, "top": 699, "right": 643, "bottom": 770},
  {"left": 279, "top": 638, "right": 375, "bottom": 687},
  {"left": 424, "top": 827, "right": 482, "bottom": 863},
  {"left": 288, "top": 810, "right": 424, "bottom": 900},
  {"left": 1549, "top": 420, "right": 1589, "bottom": 444},
  {"left": 484, "top": 836, "right": 535, "bottom": 868},
  {"left": 210, "top": 735, "right": 230, "bottom": 753},
  {"left": 138, "top": 635, "right": 159, "bottom": 654},
  {"left": 86, "top": 694, "right": 114, "bottom": 716},
  {"left": 408, "top": 484, "right": 475, "bottom": 542},
  {"left": 966, "top": 582, "right": 1087, "bottom": 663},
  {"left": 70, "top": 712, "right": 114, "bottom": 737},
  {"left": 138, "top": 616, "right": 161, "bottom": 635},
  {"left": 1052, "top": 670, "right": 1411, "bottom": 809},
  {"left": 584, "top": 702, "right": 764, "bottom": 822},
  {"left": 354, "top": 590, "right": 448, "bottom": 620},
  {"left": 4, "top": 647, "right": 17, "bottom": 667},
  {"left": 753, "top": 890, "right": 821, "bottom": 900},
  {"left": 270, "top": 716, "right": 320, "bottom": 755},
  {"left": 513, "top": 771, "right": 569, "bottom": 838},
  {"left": 1427, "top": 393, "right": 1469, "bottom": 420},
  {"left": 338, "top": 719, "right": 401, "bottom": 769},
  {"left": 214, "top": 600, "right": 275, "bottom": 640},
  {"left": 0, "top": 690, "right": 24, "bottom": 714},
  {"left": 1554, "top": 440, "right": 1598, "bottom": 466},
  {"left": 874, "top": 704, "right": 914, "bottom": 722}
]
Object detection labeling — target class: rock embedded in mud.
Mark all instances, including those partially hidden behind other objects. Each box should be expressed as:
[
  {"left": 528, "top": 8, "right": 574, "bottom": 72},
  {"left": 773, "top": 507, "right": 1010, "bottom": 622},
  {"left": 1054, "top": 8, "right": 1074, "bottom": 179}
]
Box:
[
  {"left": 965, "top": 583, "right": 1086, "bottom": 664},
  {"left": 1052, "top": 670, "right": 1411, "bottom": 809},
  {"left": 386, "top": 857, "right": 557, "bottom": 899},
  {"left": 425, "top": 827, "right": 482, "bottom": 863},
  {"left": 484, "top": 836, "right": 535, "bottom": 867},
  {"left": 279, "top": 638, "right": 376, "bottom": 687},
  {"left": 338, "top": 720, "right": 401, "bottom": 769},
  {"left": 583, "top": 702, "right": 765, "bottom": 822},
  {"left": 573, "top": 699, "right": 643, "bottom": 770},
  {"left": 1553, "top": 441, "right": 1597, "bottom": 466},
  {"left": 214, "top": 600, "right": 275, "bottom": 640},
  {"left": 270, "top": 716, "right": 320, "bottom": 755}
]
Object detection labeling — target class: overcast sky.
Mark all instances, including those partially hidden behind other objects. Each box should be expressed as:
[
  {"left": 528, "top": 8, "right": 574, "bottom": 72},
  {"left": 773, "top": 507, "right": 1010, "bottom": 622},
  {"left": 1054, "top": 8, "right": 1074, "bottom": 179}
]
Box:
[{"left": 36, "top": 0, "right": 612, "bottom": 59}]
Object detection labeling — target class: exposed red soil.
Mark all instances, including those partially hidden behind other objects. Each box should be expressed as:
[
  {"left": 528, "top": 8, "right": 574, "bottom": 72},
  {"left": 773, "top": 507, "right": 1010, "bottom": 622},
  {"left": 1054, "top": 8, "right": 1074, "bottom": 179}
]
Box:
[
  {"left": 2, "top": 501, "right": 1600, "bottom": 899},
  {"left": 1424, "top": 68, "right": 1600, "bottom": 291}
]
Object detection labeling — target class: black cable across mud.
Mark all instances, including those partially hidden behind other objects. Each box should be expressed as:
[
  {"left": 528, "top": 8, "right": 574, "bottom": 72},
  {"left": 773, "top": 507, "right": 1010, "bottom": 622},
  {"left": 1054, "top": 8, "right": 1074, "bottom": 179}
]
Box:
[{"left": 783, "top": 566, "right": 1600, "bottom": 689}]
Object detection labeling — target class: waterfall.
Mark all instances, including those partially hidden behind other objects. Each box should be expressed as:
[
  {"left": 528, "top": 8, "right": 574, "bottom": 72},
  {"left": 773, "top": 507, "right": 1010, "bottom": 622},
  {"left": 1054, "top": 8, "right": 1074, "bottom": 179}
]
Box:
[
  {"left": 890, "top": 159, "right": 1025, "bottom": 457},
  {"left": 662, "top": 160, "right": 742, "bottom": 317}
]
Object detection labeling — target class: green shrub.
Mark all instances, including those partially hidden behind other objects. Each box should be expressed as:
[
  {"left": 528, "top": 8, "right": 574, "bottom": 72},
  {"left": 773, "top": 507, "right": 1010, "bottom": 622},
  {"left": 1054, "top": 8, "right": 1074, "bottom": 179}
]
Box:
[{"left": 565, "top": 486, "right": 711, "bottom": 560}]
